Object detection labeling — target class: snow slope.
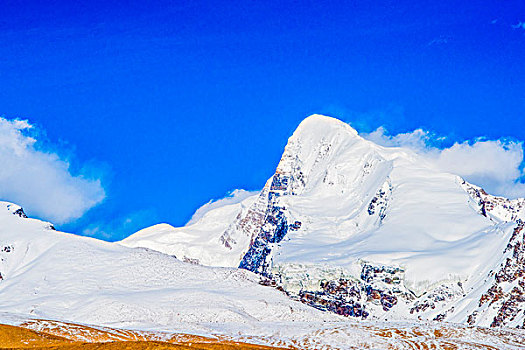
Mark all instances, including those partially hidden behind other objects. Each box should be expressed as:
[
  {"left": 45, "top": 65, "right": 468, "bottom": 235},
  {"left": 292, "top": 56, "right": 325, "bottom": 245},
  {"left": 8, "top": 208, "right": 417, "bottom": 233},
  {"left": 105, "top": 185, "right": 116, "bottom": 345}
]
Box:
[
  {"left": 122, "top": 190, "right": 258, "bottom": 267},
  {"left": 0, "top": 201, "right": 337, "bottom": 331},
  {"left": 123, "top": 114, "right": 525, "bottom": 327}
]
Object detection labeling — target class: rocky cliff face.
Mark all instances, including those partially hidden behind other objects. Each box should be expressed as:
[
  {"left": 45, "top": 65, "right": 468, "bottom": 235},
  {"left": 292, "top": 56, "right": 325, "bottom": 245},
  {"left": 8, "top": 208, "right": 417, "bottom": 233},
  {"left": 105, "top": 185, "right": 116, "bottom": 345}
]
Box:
[
  {"left": 466, "top": 220, "right": 525, "bottom": 328},
  {"left": 231, "top": 128, "right": 311, "bottom": 274},
  {"left": 461, "top": 181, "right": 525, "bottom": 223},
  {"left": 236, "top": 173, "right": 291, "bottom": 275}
]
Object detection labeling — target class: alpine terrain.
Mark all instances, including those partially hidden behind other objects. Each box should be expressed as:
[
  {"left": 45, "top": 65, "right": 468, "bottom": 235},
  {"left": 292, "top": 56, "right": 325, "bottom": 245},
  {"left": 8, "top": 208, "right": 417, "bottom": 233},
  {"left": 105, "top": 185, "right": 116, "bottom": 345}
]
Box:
[
  {"left": 0, "top": 114, "right": 524, "bottom": 349},
  {"left": 124, "top": 114, "right": 525, "bottom": 329}
]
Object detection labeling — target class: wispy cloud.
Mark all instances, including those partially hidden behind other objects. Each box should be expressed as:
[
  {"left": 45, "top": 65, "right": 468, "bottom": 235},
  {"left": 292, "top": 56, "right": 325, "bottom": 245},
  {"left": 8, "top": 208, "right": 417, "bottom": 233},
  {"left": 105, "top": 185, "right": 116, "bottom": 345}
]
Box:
[
  {"left": 512, "top": 22, "right": 525, "bottom": 30},
  {"left": 82, "top": 209, "right": 158, "bottom": 241},
  {"left": 363, "top": 127, "right": 525, "bottom": 199},
  {"left": 187, "top": 189, "right": 258, "bottom": 225},
  {"left": 0, "top": 117, "right": 105, "bottom": 223},
  {"left": 427, "top": 36, "right": 449, "bottom": 46}
]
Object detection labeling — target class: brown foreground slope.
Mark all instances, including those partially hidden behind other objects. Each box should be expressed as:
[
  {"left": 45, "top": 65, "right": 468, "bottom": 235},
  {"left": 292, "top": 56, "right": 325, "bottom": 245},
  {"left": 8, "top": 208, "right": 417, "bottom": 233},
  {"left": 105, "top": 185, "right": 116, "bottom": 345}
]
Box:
[
  {"left": 0, "top": 322, "right": 281, "bottom": 350},
  {"left": 2, "top": 318, "right": 525, "bottom": 349}
]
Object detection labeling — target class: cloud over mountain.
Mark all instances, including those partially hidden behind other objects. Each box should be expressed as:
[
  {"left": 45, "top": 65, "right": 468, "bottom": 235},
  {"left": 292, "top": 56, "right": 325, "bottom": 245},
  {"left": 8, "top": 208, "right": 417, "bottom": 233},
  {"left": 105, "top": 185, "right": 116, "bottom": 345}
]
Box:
[
  {"left": 363, "top": 126, "right": 525, "bottom": 198},
  {"left": 0, "top": 117, "right": 105, "bottom": 223}
]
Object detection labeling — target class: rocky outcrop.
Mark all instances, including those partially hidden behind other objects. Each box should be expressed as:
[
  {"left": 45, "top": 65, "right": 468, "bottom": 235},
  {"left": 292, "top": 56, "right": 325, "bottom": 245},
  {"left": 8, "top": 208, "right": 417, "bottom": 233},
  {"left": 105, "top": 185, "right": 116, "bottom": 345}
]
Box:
[
  {"left": 367, "top": 180, "right": 392, "bottom": 222},
  {"left": 6, "top": 204, "right": 27, "bottom": 218},
  {"left": 266, "top": 262, "right": 416, "bottom": 320},
  {"left": 461, "top": 181, "right": 525, "bottom": 223},
  {"left": 468, "top": 220, "right": 525, "bottom": 328},
  {"left": 238, "top": 173, "right": 294, "bottom": 275}
]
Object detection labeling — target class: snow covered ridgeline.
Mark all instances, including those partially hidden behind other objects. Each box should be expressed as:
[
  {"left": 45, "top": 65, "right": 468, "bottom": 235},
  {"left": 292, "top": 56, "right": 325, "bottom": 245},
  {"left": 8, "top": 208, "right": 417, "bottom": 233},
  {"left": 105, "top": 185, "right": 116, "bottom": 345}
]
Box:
[{"left": 122, "top": 114, "right": 525, "bottom": 327}]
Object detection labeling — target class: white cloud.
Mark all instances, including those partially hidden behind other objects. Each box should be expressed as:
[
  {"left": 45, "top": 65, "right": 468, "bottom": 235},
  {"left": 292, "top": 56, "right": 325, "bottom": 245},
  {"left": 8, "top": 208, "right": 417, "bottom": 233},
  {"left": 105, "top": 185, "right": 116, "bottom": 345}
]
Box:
[
  {"left": 0, "top": 117, "right": 105, "bottom": 223},
  {"left": 363, "top": 127, "right": 525, "bottom": 199},
  {"left": 364, "top": 127, "right": 437, "bottom": 151}
]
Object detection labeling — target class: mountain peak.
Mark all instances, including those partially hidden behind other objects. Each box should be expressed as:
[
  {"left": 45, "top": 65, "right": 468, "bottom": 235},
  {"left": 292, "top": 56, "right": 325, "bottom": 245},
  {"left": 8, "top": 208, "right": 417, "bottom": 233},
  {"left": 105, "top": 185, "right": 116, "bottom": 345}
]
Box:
[
  {"left": 275, "top": 114, "right": 371, "bottom": 182},
  {"left": 292, "top": 114, "right": 359, "bottom": 139}
]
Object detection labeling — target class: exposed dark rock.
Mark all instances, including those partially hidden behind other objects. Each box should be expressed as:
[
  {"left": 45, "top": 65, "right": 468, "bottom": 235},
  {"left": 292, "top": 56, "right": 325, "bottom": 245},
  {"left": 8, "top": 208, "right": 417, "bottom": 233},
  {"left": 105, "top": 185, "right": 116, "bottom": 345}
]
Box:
[
  {"left": 12, "top": 208, "right": 27, "bottom": 218},
  {"left": 470, "top": 220, "right": 525, "bottom": 328},
  {"left": 183, "top": 256, "right": 200, "bottom": 265},
  {"left": 239, "top": 173, "right": 291, "bottom": 276}
]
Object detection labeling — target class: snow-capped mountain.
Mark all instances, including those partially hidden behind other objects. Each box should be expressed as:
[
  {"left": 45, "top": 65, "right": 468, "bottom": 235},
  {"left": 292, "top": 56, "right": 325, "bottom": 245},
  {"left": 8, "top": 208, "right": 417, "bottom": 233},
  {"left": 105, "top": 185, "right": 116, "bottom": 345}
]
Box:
[{"left": 123, "top": 114, "right": 525, "bottom": 328}]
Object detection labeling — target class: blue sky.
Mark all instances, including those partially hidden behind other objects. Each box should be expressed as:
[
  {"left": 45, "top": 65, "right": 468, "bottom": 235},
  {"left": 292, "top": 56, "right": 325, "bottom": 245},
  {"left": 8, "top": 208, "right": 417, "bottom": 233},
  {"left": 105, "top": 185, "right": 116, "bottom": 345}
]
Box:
[{"left": 0, "top": 1, "right": 524, "bottom": 240}]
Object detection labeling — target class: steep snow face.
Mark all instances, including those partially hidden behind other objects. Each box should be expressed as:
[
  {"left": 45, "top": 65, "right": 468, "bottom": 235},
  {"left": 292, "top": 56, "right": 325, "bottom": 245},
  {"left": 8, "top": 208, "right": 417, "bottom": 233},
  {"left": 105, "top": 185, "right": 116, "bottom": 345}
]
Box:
[
  {"left": 0, "top": 201, "right": 337, "bottom": 330},
  {"left": 239, "top": 116, "right": 501, "bottom": 290},
  {"left": 122, "top": 114, "right": 525, "bottom": 326}
]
